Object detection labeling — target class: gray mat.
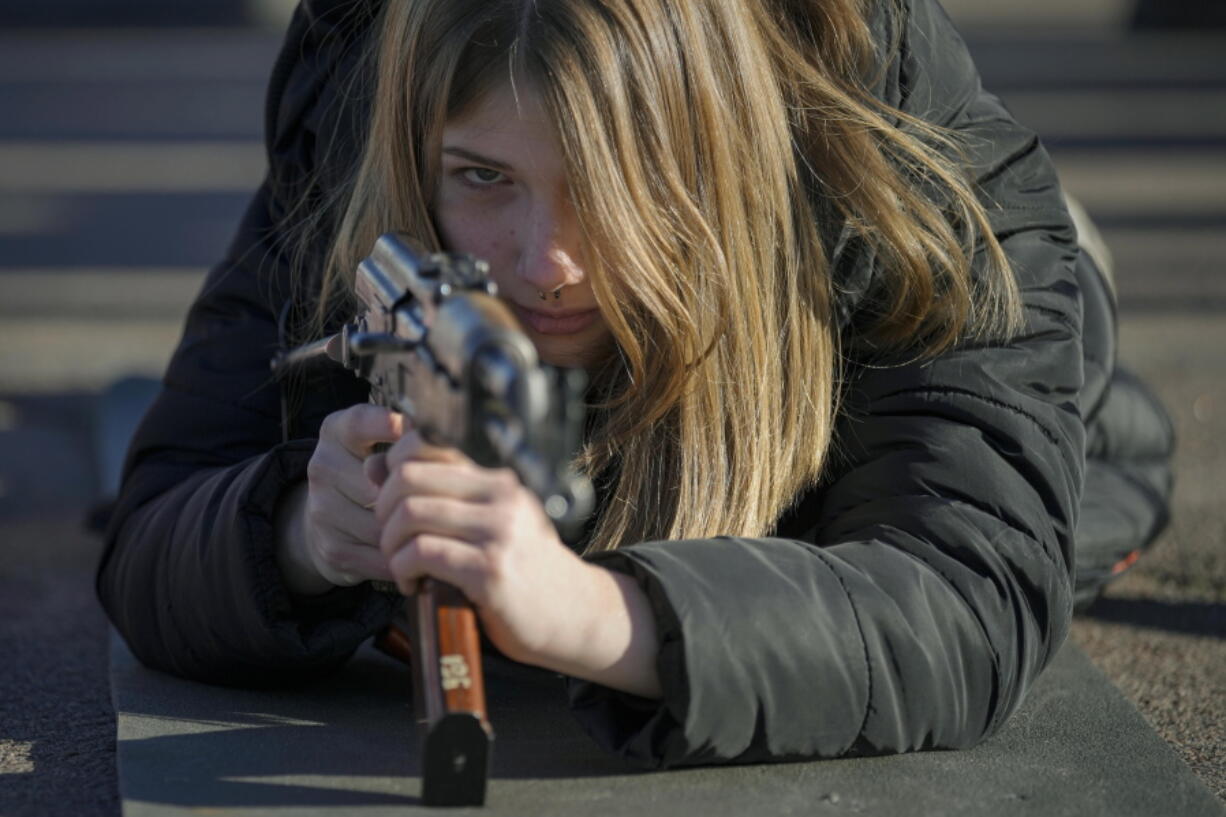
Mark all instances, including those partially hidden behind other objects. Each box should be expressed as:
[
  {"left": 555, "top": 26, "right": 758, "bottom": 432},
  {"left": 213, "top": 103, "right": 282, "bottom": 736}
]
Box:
[{"left": 110, "top": 631, "right": 1223, "bottom": 816}]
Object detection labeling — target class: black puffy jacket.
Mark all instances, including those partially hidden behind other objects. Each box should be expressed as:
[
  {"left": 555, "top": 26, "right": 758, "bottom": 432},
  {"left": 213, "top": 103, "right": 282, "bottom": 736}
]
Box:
[{"left": 97, "top": 0, "right": 1173, "bottom": 767}]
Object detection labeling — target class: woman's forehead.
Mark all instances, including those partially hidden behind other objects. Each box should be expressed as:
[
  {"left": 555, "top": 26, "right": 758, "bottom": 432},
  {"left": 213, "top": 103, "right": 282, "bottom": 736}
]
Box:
[
  {"left": 442, "top": 84, "right": 562, "bottom": 166},
  {"left": 447, "top": 81, "right": 547, "bottom": 129}
]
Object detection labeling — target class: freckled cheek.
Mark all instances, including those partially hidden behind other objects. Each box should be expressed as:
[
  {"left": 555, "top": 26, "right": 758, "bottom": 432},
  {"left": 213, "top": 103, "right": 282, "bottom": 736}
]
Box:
[
  {"left": 437, "top": 210, "right": 520, "bottom": 283},
  {"left": 471, "top": 231, "right": 523, "bottom": 293}
]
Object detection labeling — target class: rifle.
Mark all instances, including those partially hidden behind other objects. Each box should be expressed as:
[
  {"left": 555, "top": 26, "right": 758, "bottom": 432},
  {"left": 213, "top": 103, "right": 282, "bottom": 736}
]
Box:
[{"left": 273, "top": 232, "right": 594, "bottom": 806}]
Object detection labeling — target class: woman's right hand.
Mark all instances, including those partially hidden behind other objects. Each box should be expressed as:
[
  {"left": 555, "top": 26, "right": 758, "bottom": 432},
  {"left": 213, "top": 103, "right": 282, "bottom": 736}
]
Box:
[{"left": 274, "top": 404, "right": 405, "bottom": 595}]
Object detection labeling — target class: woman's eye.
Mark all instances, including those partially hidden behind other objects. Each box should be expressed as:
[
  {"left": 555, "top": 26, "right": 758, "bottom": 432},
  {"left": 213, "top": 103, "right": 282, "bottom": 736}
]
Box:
[{"left": 460, "top": 167, "right": 507, "bottom": 186}]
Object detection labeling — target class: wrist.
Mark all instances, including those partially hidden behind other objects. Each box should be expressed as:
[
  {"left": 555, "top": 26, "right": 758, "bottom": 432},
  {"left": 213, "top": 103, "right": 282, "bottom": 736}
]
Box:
[
  {"left": 273, "top": 481, "right": 334, "bottom": 597},
  {"left": 534, "top": 561, "right": 663, "bottom": 699}
]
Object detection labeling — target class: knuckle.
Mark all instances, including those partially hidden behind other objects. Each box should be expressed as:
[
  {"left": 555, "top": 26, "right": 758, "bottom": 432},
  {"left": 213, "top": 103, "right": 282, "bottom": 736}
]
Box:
[
  {"left": 471, "top": 506, "right": 499, "bottom": 540},
  {"left": 304, "top": 495, "right": 327, "bottom": 526},
  {"left": 389, "top": 537, "right": 414, "bottom": 564},
  {"left": 397, "top": 535, "right": 429, "bottom": 569},
  {"left": 395, "top": 460, "right": 419, "bottom": 487},
  {"left": 305, "top": 456, "right": 328, "bottom": 484},
  {"left": 316, "top": 539, "right": 343, "bottom": 568},
  {"left": 493, "top": 469, "right": 520, "bottom": 499},
  {"left": 399, "top": 494, "right": 436, "bottom": 524},
  {"left": 319, "top": 411, "right": 343, "bottom": 439}
]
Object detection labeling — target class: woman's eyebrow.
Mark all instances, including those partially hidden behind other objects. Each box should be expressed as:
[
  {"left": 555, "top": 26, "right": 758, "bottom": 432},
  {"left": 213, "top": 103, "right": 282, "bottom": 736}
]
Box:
[{"left": 441, "top": 146, "right": 512, "bottom": 171}]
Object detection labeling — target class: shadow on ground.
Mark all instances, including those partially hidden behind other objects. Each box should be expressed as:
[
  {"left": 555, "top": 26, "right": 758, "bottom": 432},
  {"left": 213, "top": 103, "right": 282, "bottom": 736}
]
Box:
[{"left": 1082, "top": 595, "right": 1226, "bottom": 639}]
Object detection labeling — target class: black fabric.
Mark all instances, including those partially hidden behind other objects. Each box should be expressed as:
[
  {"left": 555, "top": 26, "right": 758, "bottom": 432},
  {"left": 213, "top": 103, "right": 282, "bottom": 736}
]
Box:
[
  {"left": 96, "top": 1, "right": 388, "bottom": 687},
  {"left": 1075, "top": 365, "right": 1175, "bottom": 608},
  {"left": 97, "top": 0, "right": 1173, "bottom": 767}
]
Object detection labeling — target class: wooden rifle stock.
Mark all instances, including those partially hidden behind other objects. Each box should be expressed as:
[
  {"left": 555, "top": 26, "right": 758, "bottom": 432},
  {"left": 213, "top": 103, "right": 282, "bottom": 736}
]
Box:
[
  {"left": 374, "top": 579, "right": 491, "bottom": 806},
  {"left": 372, "top": 579, "right": 491, "bottom": 806}
]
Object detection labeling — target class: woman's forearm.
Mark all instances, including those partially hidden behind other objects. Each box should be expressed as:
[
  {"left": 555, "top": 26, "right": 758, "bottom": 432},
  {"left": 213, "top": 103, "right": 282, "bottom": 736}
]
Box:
[{"left": 530, "top": 564, "right": 664, "bottom": 700}]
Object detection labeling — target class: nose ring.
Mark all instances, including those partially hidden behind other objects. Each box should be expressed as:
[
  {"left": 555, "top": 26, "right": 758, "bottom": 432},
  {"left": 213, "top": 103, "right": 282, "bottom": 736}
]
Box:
[{"left": 537, "top": 287, "right": 563, "bottom": 301}]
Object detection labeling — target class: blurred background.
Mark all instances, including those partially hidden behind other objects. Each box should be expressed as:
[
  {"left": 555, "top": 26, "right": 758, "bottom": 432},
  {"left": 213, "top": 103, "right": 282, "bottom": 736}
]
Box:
[{"left": 0, "top": 0, "right": 1222, "bottom": 814}]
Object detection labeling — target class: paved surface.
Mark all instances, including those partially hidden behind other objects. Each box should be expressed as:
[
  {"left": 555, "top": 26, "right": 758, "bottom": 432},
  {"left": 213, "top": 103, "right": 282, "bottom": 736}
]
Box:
[
  {"left": 108, "top": 634, "right": 1223, "bottom": 816},
  {"left": 0, "top": 13, "right": 1223, "bottom": 816}
]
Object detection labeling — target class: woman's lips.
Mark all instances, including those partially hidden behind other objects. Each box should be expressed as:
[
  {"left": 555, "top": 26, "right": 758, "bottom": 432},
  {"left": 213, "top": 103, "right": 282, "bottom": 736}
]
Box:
[{"left": 511, "top": 304, "right": 600, "bottom": 335}]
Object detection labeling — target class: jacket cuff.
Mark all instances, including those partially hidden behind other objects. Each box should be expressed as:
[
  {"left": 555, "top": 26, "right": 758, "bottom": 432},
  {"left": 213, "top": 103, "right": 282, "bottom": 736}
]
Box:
[
  {"left": 238, "top": 439, "right": 397, "bottom": 671},
  {"left": 565, "top": 547, "right": 692, "bottom": 768}
]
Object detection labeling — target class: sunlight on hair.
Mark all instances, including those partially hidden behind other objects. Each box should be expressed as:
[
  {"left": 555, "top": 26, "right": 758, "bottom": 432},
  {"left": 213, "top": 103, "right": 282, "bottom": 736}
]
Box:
[{"left": 292, "top": 0, "right": 1022, "bottom": 552}]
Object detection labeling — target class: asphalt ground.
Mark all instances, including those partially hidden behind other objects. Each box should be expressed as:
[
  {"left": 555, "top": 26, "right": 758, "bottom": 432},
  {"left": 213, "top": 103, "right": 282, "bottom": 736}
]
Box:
[{"left": 1, "top": 15, "right": 1223, "bottom": 815}]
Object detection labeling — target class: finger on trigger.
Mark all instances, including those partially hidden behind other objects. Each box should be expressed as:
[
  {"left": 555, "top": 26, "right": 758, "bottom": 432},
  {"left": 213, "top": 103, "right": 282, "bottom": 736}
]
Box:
[{"left": 334, "top": 404, "right": 406, "bottom": 458}]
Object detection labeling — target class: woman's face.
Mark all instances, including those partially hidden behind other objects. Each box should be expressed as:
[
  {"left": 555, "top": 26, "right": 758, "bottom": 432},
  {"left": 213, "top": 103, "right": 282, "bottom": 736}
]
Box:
[{"left": 434, "top": 83, "right": 612, "bottom": 370}]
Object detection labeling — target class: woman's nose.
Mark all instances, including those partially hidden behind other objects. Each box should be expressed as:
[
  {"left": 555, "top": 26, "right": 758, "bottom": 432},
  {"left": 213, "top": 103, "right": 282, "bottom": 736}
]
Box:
[{"left": 515, "top": 195, "right": 585, "bottom": 293}]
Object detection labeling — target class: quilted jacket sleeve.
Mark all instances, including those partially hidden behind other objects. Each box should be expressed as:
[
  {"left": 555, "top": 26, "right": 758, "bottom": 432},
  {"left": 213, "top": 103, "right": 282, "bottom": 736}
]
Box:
[
  {"left": 567, "top": 0, "right": 1084, "bottom": 766},
  {"left": 96, "top": 0, "right": 393, "bottom": 687}
]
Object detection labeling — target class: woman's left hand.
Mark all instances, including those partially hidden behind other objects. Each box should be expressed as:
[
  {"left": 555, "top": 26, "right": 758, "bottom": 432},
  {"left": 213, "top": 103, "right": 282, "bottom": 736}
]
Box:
[{"left": 370, "top": 429, "right": 600, "bottom": 669}]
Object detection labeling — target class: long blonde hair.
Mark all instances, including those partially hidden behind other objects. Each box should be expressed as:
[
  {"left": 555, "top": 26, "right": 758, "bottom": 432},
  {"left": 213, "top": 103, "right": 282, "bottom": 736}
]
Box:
[{"left": 302, "top": 0, "right": 1021, "bottom": 551}]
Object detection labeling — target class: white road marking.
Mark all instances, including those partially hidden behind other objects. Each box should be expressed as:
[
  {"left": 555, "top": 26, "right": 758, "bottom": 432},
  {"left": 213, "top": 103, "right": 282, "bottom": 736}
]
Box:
[
  {"left": 1053, "top": 151, "right": 1226, "bottom": 215},
  {"left": 1006, "top": 91, "right": 1226, "bottom": 141},
  {"left": 0, "top": 142, "right": 265, "bottom": 193},
  {"left": 0, "top": 317, "right": 184, "bottom": 392},
  {"left": 0, "top": 268, "right": 207, "bottom": 316}
]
